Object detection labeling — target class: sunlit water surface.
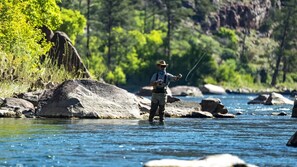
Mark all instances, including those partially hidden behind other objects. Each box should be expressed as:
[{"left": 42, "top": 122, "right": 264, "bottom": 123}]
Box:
[{"left": 0, "top": 94, "right": 297, "bottom": 166}]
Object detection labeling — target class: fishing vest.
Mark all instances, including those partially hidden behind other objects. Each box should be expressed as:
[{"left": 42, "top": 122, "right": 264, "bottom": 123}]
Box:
[{"left": 153, "top": 72, "right": 167, "bottom": 93}]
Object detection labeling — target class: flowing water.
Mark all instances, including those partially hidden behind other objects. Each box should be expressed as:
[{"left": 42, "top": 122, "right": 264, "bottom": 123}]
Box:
[{"left": 0, "top": 94, "right": 297, "bottom": 167}]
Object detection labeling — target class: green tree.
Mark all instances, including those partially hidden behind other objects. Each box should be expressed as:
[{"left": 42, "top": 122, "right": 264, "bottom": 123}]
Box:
[
  {"left": 99, "top": 0, "right": 132, "bottom": 68},
  {"left": 271, "top": 0, "right": 297, "bottom": 86},
  {"left": 57, "top": 8, "right": 86, "bottom": 43}
]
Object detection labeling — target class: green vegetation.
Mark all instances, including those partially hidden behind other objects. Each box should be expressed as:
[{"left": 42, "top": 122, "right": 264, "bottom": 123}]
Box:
[{"left": 0, "top": 0, "right": 297, "bottom": 97}]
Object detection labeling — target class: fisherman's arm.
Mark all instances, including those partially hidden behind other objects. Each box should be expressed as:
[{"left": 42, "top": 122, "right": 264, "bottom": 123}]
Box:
[{"left": 168, "top": 73, "right": 183, "bottom": 82}]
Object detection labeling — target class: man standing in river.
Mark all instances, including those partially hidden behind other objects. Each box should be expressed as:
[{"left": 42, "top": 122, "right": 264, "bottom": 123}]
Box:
[{"left": 149, "top": 60, "right": 182, "bottom": 123}]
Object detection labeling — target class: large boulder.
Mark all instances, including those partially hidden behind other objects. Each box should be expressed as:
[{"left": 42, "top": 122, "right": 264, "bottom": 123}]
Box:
[
  {"left": 199, "top": 84, "right": 226, "bottom": 94},
  {"left": 292, "top": 97, "right": 297, "bottom": 118},
  {"left": 264, "top": 92, "right": 293, "bottom": 105},
  {"left": 37, "top": 80, "right": 142, "bottom": 119},
  {"left": 248, "top": 94, "right": 269, "bottom": 104},
  {"left": 144, "top": 154, "right": 257, "bottom": 167},
  {"left": 287, "top": 131, "right": 297, "bottom": 147},
  {"left": 170, "top": 85, "right": 203, "bottom": 97},
  {"left": 200, "top": 98, "right": 228, "bottom": 114}
]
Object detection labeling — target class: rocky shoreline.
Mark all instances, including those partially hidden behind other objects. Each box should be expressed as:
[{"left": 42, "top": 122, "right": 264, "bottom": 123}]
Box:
[
  {"left": 1, "top": 80, "right": 297, "bottom": 119},
  {"left": 0, "top": 80, "right": 235, "bottom": 119}
]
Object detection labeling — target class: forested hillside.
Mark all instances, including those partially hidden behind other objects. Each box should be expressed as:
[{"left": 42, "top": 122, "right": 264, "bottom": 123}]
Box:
[{"left": 0, "top": 0, "right": 296, "bottom": 95}]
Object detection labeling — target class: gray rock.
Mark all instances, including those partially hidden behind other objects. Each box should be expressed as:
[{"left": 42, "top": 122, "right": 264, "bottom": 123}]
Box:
[
  {"left": 0, "top": 98, "right": 4, "bottom": 106},
  {"left": 0, "top": 109, "right": 17, "bottom": 118},
  {"left": 214, "top": 113, "right": 236, "bottom": 118},
  {"left": 17, "top": 90, "right": 45, "bottom": 106},
  {"left": 3, "top": 98, "right": 34, "bottom": 111},
  {"left": 236, "top": 111, "right": 243, "bottom": 115},
  {"left": 265, "top": 92, "right": 293, "bottom": 105},
  {"left": 200, "top": 98, "right": 228, "bottom": 114},
  {"left": 165, "top": 101, "right": 202, "bottom": 118},
  {"left": 191, "top": 111, "right": 214, "bottom": 118},
  {"left": 287, "top": 131, "right": 297, "bottom": 147},
  {"left": 271, "top": 112, "right": 287, "bottom": 116},
  {"left": 248, "top": 94, "right": 269, "bottom": 104},
  {"left": 37, "top": 80, "right": 142, "bottom": 119},
  {"left": 170, "top": 86, "right": 203, "bottom": 97},
  {"left": 199, "top": 84, "right": 226, "bottom": 94},
  {"left": 167, "top": 95, "right": 180, "bottom": 103},
  {"left": 143, "top": 154, "right": 257, "bottom": 167},
  {"left": 1, "top": 98, "right": 35, "bottom": 118}
]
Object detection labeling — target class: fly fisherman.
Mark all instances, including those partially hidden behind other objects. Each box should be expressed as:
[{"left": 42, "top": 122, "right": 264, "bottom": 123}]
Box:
[{"left": 149, "top": 60, "right": 182, "bottom": 123}]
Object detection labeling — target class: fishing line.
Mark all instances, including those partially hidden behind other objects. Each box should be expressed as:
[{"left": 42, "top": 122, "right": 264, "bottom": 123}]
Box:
[{"left": 185, "top": 52, "right": 207, "bottom": 82}]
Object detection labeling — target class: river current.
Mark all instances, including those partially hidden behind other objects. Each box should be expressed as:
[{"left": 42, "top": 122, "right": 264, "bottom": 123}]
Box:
[{"left": 0, "top": 94, "right": 297, "bottom": 166}]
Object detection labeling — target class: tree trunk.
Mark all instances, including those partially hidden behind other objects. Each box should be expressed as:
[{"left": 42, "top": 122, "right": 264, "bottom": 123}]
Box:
[
  {"left": 271, "top": 10, "right": 291, "bottom": 86},
  {"left": 282, "top": 56, "right": 287, "bottom": 82},
  {"left": 86, "top": 0, "right": 91, "bottom": 57}
]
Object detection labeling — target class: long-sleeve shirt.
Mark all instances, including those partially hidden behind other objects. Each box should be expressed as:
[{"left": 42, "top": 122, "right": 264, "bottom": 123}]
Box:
[{"left": 150, "top": 70, "right": 176, "bottom": 90}]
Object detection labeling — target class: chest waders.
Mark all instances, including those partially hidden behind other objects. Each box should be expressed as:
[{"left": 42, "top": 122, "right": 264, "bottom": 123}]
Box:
[{"left": 149, "top": 72, "right": 167, "bottom": 123}]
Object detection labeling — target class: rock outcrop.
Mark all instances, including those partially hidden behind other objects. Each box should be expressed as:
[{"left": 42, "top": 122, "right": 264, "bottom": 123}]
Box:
[
  {"left": 204, "top": 0, "right": 277, "bottom": 31},
  {"left": 199, "top": 84, "right": 226, "bottom": 94},
  {"left": 287, "top": 131, "right": 297, "bottom": 147},
  {"left": 170, "top": 85, "right": 203, "bottom": 97},
  {"left": 265, "top": 92, "right": 293, "bottom": 105},
  {"left": 41, "top": 26, "right": 90, "bottom": 78},
  {"left": 248, "top": 93, "right": 293, "bottom": 105},
  {"left": 248, "top": 94, "right": 269, "bottom": 104},
  {"left": 37, "top": 80, "right": 142, "bottom": 119},
  {"left": 144, "top": 154, "right": 257, "bottom": 167}
]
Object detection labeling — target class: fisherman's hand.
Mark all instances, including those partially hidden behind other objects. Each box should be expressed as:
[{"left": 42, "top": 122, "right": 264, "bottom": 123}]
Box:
[
  {"left": 175, "top": 74, "right": 182, "bottom": 81},
  {"left": 177, "top": 74, "right": 182, "bottom": 79}
]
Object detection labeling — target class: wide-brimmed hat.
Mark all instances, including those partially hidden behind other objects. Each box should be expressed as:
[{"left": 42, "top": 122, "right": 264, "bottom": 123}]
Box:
[{"left": 157, "top": 60, "right": 168, "bottom": 66}]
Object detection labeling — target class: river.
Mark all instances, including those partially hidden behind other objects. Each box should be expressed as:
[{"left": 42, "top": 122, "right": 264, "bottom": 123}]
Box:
[{"left": 0, "top": 94, "right": 296, "bottom": 166}]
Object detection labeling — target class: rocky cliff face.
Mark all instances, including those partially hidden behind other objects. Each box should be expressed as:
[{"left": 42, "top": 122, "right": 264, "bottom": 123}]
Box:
[{"left": 184, "top": 0, "right": 281, "bottom": 31}]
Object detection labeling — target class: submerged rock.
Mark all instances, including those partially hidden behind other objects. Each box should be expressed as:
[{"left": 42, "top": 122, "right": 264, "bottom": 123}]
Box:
[
  {"left": 170, "top": 86, "right": 203, "bottom": 97},
  {"left": 287, "top": 131, "right": 297, "bottom": 147},
  {"left": 199, "top": 84, "right": 226, "bottom": 94},
  {"left": 271, "top": 112, "right": 287, "bottom": 116},
  {"left": 37, "top": 80, "right": 142, "bottom": 119},
  {"left": 248, "top": 94, "right": 269, "bottom": 104},
  {"left": 214, "top": 113, "right": 236, "bottom": 118},
  {"left": 265, "top": 92, "right": 293, "bottom": 105},
  {"left": 143, "top": 154, "right": 257, "bottom": 167}
]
